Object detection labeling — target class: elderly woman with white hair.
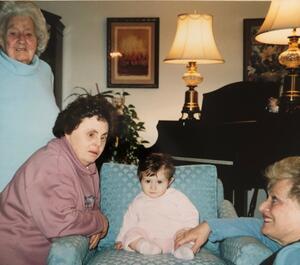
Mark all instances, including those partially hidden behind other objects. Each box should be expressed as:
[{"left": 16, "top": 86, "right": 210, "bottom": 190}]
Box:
[
  {"left": 175, "top": 156, "right": 300, "bottom": 265},
  {"left": 0, "top": 1, "right": 59, "bottom": 191}
]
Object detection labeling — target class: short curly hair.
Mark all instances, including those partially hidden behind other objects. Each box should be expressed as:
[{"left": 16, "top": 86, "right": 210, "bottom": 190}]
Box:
[
  {"left": 0, "top": 1, "right": 49, "bottom": 56},
  {"left": 137, "top": 153, "right": 175, "bottom": 182},
  {"left": 265, "top": 156, "right": 300, "bottom": 204},
  {"left": 53, "top": 94, "right": 118, "bottom": 140}
]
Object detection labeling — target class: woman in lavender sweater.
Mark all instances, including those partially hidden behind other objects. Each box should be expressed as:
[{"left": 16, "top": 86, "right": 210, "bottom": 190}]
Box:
[{"left": 0, "top": 94, "right": 117, "bottom": 265}]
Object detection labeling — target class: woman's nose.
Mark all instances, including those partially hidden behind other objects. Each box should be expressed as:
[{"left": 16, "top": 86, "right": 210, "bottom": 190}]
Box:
[
  {"left": 259, "top": 199, "right": 269, "bottom": 213},
  {"left": 17, "top": 33, "right": 26, "bottom": 42},
  {"left": 93, "top": 137, "right": 102, "bottom": 147}
]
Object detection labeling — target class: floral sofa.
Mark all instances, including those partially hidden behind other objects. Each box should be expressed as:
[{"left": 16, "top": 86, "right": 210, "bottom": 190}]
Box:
[{"left": 47, "top": 163, "right": 272, "bottom": 265}]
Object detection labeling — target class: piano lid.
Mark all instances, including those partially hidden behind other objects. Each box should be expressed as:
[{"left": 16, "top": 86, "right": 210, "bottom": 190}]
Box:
[{"left": 200, "top": 81, "right": 280, "bottom": 125}]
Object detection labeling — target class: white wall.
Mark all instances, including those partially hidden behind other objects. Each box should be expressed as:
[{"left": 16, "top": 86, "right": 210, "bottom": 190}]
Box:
[
  {"left": 37, "top": 1, "right": 270, "bottom": 146},
  {"left": 36, "top": 1, "right": 272, "bottom": 217}
]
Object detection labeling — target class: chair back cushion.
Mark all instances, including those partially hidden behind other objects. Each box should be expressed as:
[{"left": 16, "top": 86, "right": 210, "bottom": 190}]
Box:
[{"left": 99, "top": 163, "right": 220, "bottom": 248}]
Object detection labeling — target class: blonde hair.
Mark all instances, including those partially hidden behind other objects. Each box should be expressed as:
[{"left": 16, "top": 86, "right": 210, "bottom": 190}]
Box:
[
  {"left": 265, "top": 156, "right": 300, "bottom": 203},
  {"left": 0, "top": 1, "right": 49, "bottom": 56}
]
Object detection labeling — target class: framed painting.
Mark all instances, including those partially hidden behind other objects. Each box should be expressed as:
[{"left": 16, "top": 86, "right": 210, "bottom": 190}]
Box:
[
  {"left": 243, "top": 18, "right": 287, "bottom": 83},
  {"left": 107, "top": 17, "right": 159, "bottom": 88}
]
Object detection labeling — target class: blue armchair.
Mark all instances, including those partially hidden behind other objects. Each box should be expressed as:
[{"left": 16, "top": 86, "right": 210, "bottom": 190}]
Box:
[{"left": 47, "top": 163, "right": 272, "bottom": 265}]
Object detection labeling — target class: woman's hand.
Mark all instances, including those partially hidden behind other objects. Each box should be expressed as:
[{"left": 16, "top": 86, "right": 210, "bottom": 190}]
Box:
[
  {"left": 174, "top": 222, "right": 211, "bottom": 253},
  {"left": 89, "top": 216, "right": 109, "bottom": 249},
  {"left": 89, "top": 233, "right": 102, "bottom": 250},
  {"left": 115, "top": 241, "right": 123, "bottom": 250}
]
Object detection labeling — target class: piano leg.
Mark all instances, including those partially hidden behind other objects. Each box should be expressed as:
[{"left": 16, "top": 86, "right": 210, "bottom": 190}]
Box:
[
  {"left": 217, "top": 166, "right": 235, "bottom": 203},
  {"left": 235, "top": 188, "right": 268, "bottom": 217},
  {"left": 234, "top": 189, "right": 248, "bottom": 217},
  {"left": 247, "top": 188, "right": 258, "bottom": 217},
  {"left": 248, "top": 188, "right": 268, "bottom": 217}
]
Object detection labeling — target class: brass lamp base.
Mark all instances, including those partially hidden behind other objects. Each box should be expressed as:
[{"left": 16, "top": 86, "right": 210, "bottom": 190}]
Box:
[
  {"left": 278, "top": 33, "right": 300, "bottom": 113},
  {"left": 179, "top": 62, "right": 202, "bottom": 120},
  {"left": 280, "top": 68, "right": 300, "bottom": 113},
  {"left": 180, "top": 85, "right": 201, "bottom": 120}
]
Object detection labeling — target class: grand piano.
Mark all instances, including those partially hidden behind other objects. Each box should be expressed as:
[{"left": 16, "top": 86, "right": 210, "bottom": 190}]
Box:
[{"left": 148, "top": 81, "right": 300, "bottom": 216}]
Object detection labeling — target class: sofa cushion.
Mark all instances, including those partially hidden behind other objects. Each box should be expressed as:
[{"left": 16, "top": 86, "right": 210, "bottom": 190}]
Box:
[
  {"left": 87, "top": 246, "right": 227, "bottom": 265},
  {"left": 99, "top": 163, "right": 219, "bottom": 248}
]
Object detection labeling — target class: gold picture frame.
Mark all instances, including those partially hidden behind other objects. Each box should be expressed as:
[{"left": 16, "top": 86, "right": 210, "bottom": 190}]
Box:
[{"left": 107, "top": 17, "right": 159, "bottom": 88}]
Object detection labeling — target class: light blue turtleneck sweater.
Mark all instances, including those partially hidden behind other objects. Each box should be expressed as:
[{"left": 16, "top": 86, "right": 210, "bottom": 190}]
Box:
[{"left": 0, "top": 50, "right": 59, "bottom": 191}]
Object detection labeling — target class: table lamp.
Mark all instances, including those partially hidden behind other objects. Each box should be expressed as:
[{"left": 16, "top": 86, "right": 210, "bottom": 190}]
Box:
[
  {"left": 255, "top": 0, "right": 300, "bottom": 112},
  {"left": 164, "top": 13, "right": 224, "bottom": 120}
]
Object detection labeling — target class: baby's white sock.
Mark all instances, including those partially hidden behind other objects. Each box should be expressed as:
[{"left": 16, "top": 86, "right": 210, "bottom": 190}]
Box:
[
  {"left": 173, "top": 244, "right": 194, "bottom": 260},
  {"left": 135, "top": 238, "right": 162, "bottom": 255}
]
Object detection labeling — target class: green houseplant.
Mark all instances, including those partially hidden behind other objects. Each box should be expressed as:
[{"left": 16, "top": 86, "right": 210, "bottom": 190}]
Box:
[{"left": 101, "top": 89, "right": 149, "bottom": 165}]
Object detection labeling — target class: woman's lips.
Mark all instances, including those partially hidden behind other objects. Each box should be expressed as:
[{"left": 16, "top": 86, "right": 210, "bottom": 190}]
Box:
[
  {"left": 89, "top": 150, "right": 99, "bottom": 156},
  {"left": 263, "top": 214, "right": 272, "bottom": 223}
]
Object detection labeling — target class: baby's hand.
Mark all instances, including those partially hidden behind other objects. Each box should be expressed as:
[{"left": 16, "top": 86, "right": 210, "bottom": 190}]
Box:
[{"left": 115, "top": 241, "right": 123, "bottom": 250}]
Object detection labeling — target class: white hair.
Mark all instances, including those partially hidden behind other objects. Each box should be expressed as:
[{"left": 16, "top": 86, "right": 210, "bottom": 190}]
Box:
[{"left": 0, "top": 1, "right": 49, "bottom": 56}]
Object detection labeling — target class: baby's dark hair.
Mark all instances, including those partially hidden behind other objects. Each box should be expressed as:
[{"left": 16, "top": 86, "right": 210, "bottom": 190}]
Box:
[
  {"left": 53, "top": 93, "right": 118, "bottom": 138},
  {"left": 137, "top": 153, "right": 175, "bottom": 181}
]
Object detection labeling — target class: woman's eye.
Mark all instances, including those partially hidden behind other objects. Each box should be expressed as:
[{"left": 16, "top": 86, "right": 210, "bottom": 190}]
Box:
[
  {"left": 157, "top": 180, "right": 162, "bottom": 184},
  {"left": 271, "top": 196, "right": 278, "bottom": 204},
  {"left": 146, "top": 180, "right": 151, "bottom": 183},
  {"left": 25, "top": 33, "right": 33, "bottom": 38},
  {"left": 8, "top": 31, "right": 17, "bottom": 37}
]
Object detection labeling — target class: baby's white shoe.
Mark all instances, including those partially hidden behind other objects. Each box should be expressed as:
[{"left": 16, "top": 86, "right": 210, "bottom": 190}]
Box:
[
  {"left": 173, "top": 244, "right": 194, "bottom": 260},
  {"left": 136, "top": 239, "right": 162, "bottom": 255}
]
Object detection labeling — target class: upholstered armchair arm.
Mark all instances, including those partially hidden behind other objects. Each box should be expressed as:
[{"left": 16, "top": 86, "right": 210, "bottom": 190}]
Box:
[
  {"left": 217, "top": 200, "right": 272, "bottom": 265},
  {"left": 220, "top": 236, "right": 272, "bottom": 265},
  {"left": 47, "top": 235, "right": 92, "bottom": 265},
  {"left": 218, "top": 199, "right": 238, "bottom": 219}
]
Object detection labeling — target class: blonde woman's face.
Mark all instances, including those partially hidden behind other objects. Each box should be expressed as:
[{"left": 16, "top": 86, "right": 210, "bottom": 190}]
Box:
[
  {"left": 5, "top": 16, "right": 37, "bottom": 64},
  {"left": 259, "top": 179, "right": 300, "bottom": 245}
]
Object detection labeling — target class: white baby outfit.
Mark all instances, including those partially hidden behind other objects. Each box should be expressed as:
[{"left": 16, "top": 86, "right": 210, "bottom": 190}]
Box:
[{"left": 116, "top": 187, "right": 199, "bottom": 256}]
